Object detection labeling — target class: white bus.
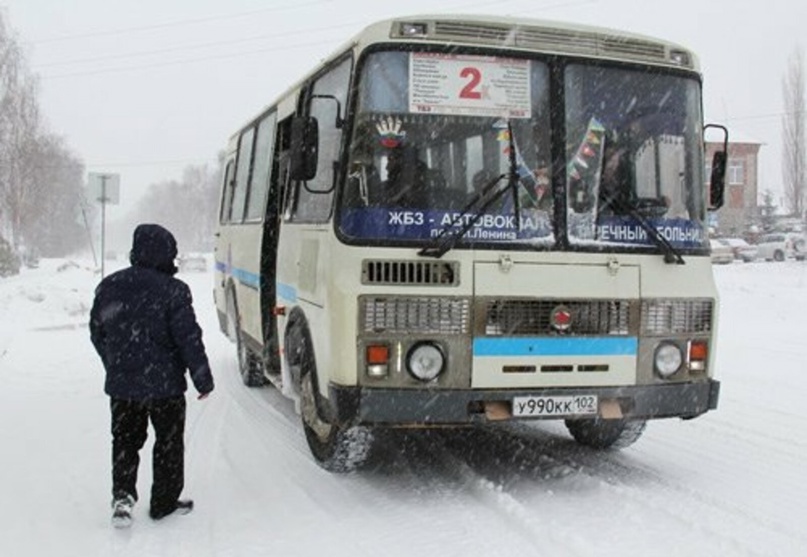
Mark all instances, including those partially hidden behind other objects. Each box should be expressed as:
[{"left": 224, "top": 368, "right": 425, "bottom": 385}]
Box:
[{"left": 213, "top": 14, "right": 727, "bottom": 472}]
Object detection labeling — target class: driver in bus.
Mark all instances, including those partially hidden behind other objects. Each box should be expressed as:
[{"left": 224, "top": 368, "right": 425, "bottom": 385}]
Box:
[{"left": 382, "top": 146, "right": 436, "bottom": 207}]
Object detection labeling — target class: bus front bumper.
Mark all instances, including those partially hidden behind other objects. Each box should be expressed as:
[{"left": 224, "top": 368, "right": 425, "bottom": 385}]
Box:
[{"left": 327, "top": 380, "right": 720, "bottom": 426}]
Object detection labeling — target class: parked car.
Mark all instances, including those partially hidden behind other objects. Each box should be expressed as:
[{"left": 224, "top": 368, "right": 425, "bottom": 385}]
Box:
[
  {"left": 709, "top": 239, "right": 735, "bottom": 264},
  {"left": 719, "top": 237, "right": 758, "bottom": 262},
  {"left": 177, "top": 253, "right": 208, "bottom": 272},
  {"left": 755, "top": 233, "right": 806, "bottom": 262}
]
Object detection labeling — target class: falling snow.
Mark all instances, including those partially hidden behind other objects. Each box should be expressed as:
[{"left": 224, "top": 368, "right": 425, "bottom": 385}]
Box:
[{"left": 0, "top": 258, "right": 805, "bottom": 556}]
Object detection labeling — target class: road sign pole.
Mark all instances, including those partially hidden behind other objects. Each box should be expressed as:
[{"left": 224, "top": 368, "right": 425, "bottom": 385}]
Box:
[
  {"left": 100, "top": 175, "right": 107, "bottom": 278},
  {"left": 88, "top": 171, "right": 120, "bottom": 279}
]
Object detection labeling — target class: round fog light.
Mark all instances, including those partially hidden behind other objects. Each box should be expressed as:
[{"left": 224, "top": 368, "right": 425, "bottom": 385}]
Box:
[
  {"left": 406, "top": 342, "right": 445, "bottom": 382},
  {"left": 655, "top": 342, "right": 683, "bottom": 378}
]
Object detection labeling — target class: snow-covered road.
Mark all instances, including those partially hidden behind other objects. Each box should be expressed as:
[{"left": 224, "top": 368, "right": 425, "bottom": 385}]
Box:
[{"left": 1, "top": 259, "right": 805, "bottom": 556}]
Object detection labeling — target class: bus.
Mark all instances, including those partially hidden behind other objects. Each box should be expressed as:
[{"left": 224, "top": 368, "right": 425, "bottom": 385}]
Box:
[{"left": 213, "top": 14, "right": 727, "bottom": 472}]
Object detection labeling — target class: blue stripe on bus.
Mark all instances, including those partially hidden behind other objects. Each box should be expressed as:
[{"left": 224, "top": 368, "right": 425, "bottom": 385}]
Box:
[
  {"left": 473, "top": 337, "right": 638, "bottom": 357},
  {"left": 276, "top": 282, "right": 297, "bottom": 303},
  {"left": 215, "top": 260, "right": 297, "bottom": 302},
  {"left": 232, "top": 267, "right": 260, "bottom": 290},
  {"left": 213, "top": 260, "right": 260, "bottom": 290}
]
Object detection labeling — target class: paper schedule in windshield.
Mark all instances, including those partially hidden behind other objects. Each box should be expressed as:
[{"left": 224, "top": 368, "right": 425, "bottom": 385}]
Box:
[{"left": 408, "top": 52, "right": 531, "bottom": 119}]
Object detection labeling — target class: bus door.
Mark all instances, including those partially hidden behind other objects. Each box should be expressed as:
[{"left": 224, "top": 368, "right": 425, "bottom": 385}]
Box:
[
  {"left": 258, "top": 114, "right": 284, "bottom": 375},
  {"left": 222, "top": 113, "right": 280, "bottom": 360},
  {"left": 279, "top": 56, "right": 352, "bottom": 308}
]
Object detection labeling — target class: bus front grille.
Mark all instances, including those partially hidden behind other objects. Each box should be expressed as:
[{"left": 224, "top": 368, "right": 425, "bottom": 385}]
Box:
[
  {"left": 361, "top": 296, "right": 471, "bottom": 334},
  {"left": 641, "top": 299, "right": 714, "bottom": 335},
  {"left": 484, "top": 299, "right": 633, "bottom": 336},
  {"left": 362, "top": 259, "right": 459, "bottom": 286}
]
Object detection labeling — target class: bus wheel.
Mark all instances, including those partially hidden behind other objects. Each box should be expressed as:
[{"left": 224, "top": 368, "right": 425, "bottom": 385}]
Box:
[
  {"left": 298, "top": 346, "right": 372, "bottom": 472},
  {"left": 564, "top": 418, "right": 646, "bottom": 450},
  {"left": 226, "top": 289, "right": 266, "bottom": 387}
]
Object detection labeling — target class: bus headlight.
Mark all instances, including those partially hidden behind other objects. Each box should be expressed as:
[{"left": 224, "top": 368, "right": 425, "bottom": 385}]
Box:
[
  {"left": 406, "top": 342, "right": 445, "bottom": 382},
  {"left": 654, "top": 342, "right": 683, "bottom": 378}
]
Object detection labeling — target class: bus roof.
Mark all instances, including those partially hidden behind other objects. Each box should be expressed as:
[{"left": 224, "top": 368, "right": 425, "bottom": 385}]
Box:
[
  {"left": 354, "top": 14, "right": 699, "bottom": 70},
  {"left": 230, "top": 14, "right": 699, "bottom": 139}
]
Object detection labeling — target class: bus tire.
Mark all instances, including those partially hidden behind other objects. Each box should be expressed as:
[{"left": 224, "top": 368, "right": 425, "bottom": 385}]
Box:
[
  {"left": 564, "top": 418, "right": 646, "bottom": 450},
  {"left": 226, "top": 287, "right": 266, "bottom": 387},
  {"left": 297, "top": 333, "right": 373, "bottom": 472}
]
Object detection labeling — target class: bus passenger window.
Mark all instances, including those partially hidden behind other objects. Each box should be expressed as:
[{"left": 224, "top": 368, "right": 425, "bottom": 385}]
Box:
[{"left": 219, "top": 160, "right": 236, "bottom": 223}]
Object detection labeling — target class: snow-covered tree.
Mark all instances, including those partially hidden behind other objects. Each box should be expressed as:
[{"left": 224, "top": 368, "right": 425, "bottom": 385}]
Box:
[
  {"left": 0, "top": 12, "right": 87, "bottom": 257},
  {"left": 0, "top": 14, "right": 40, "bottom": 248},
  {"left": 126, "top": 157, "right": 223, "bottom": 252},
  {"left": 782, "top": 46, "right": 806, "bottom": 219}
]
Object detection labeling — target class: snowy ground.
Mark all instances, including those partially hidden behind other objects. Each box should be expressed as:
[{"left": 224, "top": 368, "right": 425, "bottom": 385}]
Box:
[{"left": 1, "top": 257, "right": 805, "bottom": 557}]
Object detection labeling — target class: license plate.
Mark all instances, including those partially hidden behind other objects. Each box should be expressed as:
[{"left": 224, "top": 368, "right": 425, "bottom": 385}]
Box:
[{"left": 512, "top": 395, "right": 598, "bottom": 417}]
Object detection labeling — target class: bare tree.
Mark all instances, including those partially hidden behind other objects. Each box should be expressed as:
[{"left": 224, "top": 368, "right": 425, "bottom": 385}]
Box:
[
  {"left": 0, "top": 12, "right": 87, "bottom": 257},
  {"left": 0, "top": 13, "right": 42, "bottom": 248},
  {"left": 127, "top": 159, "right": 223, "bottom": 252},
  {"left": 21, "top": 134, "right": 87, "bottom": 256},
  {"left": 782, "top": 46, "right": 806, "bottom": 218}
]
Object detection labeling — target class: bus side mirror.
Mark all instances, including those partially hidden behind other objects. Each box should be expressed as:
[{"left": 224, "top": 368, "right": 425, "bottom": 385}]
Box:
[
  {"left": 290, "top": 116, "right": 319, "bottom": 181},
  {"left": 704, "top": 123, "right": 728, "bottom": 211},
  {"left": 709, "top": 151, "right": 727, "bottom": 210}
]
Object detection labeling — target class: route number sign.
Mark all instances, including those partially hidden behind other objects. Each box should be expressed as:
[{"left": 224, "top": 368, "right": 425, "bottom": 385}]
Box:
[{"left": 409, "top": 52, "right": 531, "bottom": 118}]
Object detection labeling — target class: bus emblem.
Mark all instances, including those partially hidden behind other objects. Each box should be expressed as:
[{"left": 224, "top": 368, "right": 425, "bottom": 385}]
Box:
[{"left": 551, "top": 305, "right": 572, "bottom": 332}]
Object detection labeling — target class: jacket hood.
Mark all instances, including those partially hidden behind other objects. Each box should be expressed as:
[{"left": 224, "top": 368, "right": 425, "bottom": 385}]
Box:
[{"left": 129, "top": 224, "right": 178, "bottom": 274}]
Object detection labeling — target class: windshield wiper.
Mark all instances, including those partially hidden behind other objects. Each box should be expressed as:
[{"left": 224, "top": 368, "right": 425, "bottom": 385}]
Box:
[
  {"left": 419, "top": 122, "right": 522, "bottom": 258},
  {"left": 505, "top": 121, "right": 522, "bottom": 232},
  {"left": 417, "top": 173, "right": 508, "bottom": 258},
  {"left": 605, "top": 196, "right": 685, "bottom": 264}
]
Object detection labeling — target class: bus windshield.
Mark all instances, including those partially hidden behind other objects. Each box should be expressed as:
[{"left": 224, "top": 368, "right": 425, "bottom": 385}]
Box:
[
  {"left": 565, "top": 64, "right": 707, "bottom": 250},
  {"left": 339, "top": 50, "right": 707, "bottom": 253}
]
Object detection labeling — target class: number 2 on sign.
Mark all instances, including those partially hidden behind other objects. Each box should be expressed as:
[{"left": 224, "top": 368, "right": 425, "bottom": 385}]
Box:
[{"left": 459, "top": 67, "right": 482, "bottom": 99}]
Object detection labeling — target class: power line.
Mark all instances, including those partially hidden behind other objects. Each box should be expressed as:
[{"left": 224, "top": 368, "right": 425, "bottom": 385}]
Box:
[
  {"left": 85, "top": 157, "right": 217, "bottom": 169},
  {"left": 33, "top": 22, "right": 360, "bottom": 70},
  {"left": 32, "top": 0, "right": 595, "bottom": 73},
  {"left": 27, "top": 0, "right": 589, "bottom": 46},
  {"left": 725, "top": 111, "right": 797, "bottom": 123},
  {"left": 26, "top": 0, "right": 337, "bottom": 44},
  {"left": 39, "top": 37, "right": 341, "bottom": 79}
]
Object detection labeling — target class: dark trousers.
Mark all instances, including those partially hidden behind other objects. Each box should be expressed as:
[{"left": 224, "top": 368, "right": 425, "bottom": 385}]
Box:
[{"left": 110, "top": 396, "right": 186, "bottom": 514}]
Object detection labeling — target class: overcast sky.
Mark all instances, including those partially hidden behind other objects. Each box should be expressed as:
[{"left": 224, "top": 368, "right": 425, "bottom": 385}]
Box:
[{"left": 3, "top": 0, "right": 804, "bottom": 220}]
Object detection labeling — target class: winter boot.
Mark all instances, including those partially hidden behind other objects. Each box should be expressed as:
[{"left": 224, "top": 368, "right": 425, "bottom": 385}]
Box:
[
  {"left": 111, "top": 495, "right": 135, "bottom": 528},
  {"left": 150, "top": 499, "right": 193, "bottom": 520}
]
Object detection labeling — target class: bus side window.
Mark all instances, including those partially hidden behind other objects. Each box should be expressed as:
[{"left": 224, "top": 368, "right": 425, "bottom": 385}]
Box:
[
  {"left": 273, "top": 117, "right": 295, "bottom": 221},
  {"left": 245, "top": 112, "right": 278, "bottom": 222},
  {"left": 231, "top": 127, "right": 256, "bottom": 223},
  {"left": 219, "top": 160, "right": 236, "bottom": 223},
  {"left": 291, "top": 56, "right": 352, "bottom": 223}
]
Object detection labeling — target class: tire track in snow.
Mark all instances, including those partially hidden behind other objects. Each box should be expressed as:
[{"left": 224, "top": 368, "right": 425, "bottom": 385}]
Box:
[
  {"left": 427, "top": 424, "right": 793, "bottom": 557},
  {"left": 360, "top": 429, "right": 590, "bottom": 557}
]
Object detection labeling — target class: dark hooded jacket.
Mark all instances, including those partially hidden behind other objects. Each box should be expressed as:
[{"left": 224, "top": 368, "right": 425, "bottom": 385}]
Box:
[{"left": 90, "top": 224, "right": 214, "bottom": 400}]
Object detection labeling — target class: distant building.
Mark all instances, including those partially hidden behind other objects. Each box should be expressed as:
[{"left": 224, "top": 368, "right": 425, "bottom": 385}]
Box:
[{"left": 705, "top": 134, "right": 762, "bottom": 236}]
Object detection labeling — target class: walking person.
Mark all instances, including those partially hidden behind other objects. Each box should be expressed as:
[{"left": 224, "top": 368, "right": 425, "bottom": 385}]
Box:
[{"left": 90, "top": 223, "right": 214, "bottom": 528}]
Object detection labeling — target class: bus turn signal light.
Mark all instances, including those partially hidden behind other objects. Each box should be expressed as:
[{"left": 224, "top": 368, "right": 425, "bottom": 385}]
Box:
[
  {"left": 367, "top": 345, "right": 390, "bottom": 364},
  {"left": 366, "top": 344, "right": 390, "bottom": 378},
  {"left": 689, "top": 340, "right": 708, "bottom": 371}
]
